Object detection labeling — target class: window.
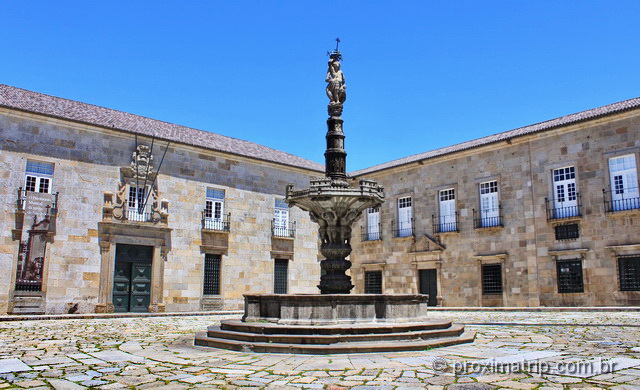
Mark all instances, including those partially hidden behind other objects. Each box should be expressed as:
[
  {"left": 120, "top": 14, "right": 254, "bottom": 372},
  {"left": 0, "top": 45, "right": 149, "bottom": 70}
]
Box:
[
  {"left": 127, "top": 185, "right": 148, "bottom": 221},
  {"left": 274, "top": 259, "right": 288, "bottom": 294},
  {"left": 557, "top": 259, "right": 584, "bottom": 293},
  {"left": 555, "top": 223, "right": 579, "bottom": 240},
  {"left": 396, "top": 197, "right": 413, "bottom": 237},
  {"left": 365, "top": 206, "right": 380, "bottom": 240},
  {"left": 203, "top": 254, "right": 221, "bottom": 295},
  {"left": 479, "top": 181, "right": 500, "bottom": 227},
  {"left": 438, "top": 189, "right": 457, "bottom": 232},
  {"left": 204, "top": 188, "right": 225, "bottom": 230},
  {"left": 619, "top": 256, "right": 640, "bottom": 291},
  {"left": 608, "top": 155, "right": 639, "bottom": 211},
  {"left": 364, "top": 271, "right": 382, "bottom": 294},
  {"left": 551, "top": 167, "right": 579, "bottom": 218},
  {"left": 273, "top": 199, "right": 290, "bottom": 237},
  {"left": 25, "top": 160, "right": 54, "bottom": 193},
  {"left": 482, "top": 264, "right": 503, "bottom": 295}
]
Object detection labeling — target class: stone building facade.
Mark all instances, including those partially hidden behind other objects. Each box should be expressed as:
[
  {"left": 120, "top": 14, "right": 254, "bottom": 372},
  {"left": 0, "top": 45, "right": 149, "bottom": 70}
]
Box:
[
  {"left": 0, "top": 85, "right": 322, "bottom": 315},
  {"left": 0, "top": 84, "right": 639, "bottom": 314},
  {"left": 349, "top": 99, "right": 640, "bottom": 307}
]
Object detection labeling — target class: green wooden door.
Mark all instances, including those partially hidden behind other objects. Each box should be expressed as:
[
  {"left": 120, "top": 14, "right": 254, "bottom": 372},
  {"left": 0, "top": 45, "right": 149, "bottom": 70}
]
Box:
[
  {"left": 113, "top": 244, "right": 152, "bottom": 313},
  {"left": 130, "top": 263, "right": 151, "bottom": 312},
  {"left": 113, "top": 261, "right": 131, "bottom": 312},
  {"left": 419, "top": 269, "right": 438, "bottom": 306}
]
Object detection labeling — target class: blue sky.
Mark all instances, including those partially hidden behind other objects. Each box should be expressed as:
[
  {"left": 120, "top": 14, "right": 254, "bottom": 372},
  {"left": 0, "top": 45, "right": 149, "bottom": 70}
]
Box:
[{"left": 2, "top": 1, "right": 640, "bottom": 171}]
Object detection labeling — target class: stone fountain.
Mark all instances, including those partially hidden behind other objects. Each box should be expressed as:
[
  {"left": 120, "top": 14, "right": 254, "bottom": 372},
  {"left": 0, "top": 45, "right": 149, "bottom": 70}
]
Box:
[
  {"left": 195, "top": 42, "right": 474, "bottom": 353},
  {"left": 286, "top": 55, "right": 385, "bottom": 293}
]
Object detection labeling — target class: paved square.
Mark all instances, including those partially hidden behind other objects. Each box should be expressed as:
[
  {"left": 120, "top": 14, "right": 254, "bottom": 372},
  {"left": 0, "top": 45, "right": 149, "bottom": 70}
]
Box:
[{"left": 0, "top": 311, "right": 639, "bottom": 389}]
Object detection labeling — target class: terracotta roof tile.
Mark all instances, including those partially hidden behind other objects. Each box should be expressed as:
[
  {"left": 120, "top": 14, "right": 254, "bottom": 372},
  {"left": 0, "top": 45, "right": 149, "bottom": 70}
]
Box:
[
  {"left": 0, "top": 84, "right": 325, "bottom": 172},
  {"left": 349, "top": 96, "right": 640, "bottom": 176},
  {"left": 2, "top": 84, "right": 638, "bottom": 177}
]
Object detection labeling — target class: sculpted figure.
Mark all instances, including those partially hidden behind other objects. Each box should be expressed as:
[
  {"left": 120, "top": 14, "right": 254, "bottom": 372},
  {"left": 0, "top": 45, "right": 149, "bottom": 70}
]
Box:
[{"left": 326, "top": 59, "right": 346, "bottom": 104}]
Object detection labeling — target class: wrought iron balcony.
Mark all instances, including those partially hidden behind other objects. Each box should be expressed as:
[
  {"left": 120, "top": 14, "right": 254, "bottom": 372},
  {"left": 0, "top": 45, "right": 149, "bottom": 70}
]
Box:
[
  {"left": 545, "top": 193, "right": 581, "bottom": 220},
  {"left": 14, "top": 279, "right": 41, "bottom": 292},
  {"left": 202, "top": 212, "right": 231, "bottom": 232},
  {"left": 432, "top": 213, "right": 459, "bottom": 234},
  {"left": 392, "top": 219, "right": 414, "bottom": 238},
  {"left": 603, "top": 188, "right": 640, "bottom": 213},
  {"left": 361, "top": 224, "right": 382, "bottom": 241},
  {"left": 473, "top": 206, "right": 503, "bottom": 229},
  {"left": 272, "top": 220, "right": 296, "bottom": 238}
]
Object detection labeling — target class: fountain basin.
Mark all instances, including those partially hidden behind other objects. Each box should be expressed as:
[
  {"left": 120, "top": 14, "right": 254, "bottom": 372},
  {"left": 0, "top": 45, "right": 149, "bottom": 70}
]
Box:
[{"left": 242, "top": 293, "right": 429, "bottom": 325}]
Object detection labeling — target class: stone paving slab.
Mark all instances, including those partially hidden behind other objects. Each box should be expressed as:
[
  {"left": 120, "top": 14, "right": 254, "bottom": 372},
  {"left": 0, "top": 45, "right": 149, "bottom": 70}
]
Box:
[
  {"left": 0, "top": 311, "right": 639, "bottom": 388},
  {"left": 0, "top": 358, "right": 31, "bottom": 373}
]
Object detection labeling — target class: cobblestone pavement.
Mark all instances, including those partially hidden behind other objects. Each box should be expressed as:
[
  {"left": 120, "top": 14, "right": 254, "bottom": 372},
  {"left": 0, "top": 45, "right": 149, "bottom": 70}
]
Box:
[{"left": 1, "top": 311, "right": 640, "bottom": 389}]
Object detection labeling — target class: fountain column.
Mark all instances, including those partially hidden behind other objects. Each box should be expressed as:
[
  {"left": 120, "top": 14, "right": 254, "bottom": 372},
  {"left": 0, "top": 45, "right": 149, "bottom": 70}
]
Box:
[{"left": 286, "top": 43, "right": 385, "bottom": 294}]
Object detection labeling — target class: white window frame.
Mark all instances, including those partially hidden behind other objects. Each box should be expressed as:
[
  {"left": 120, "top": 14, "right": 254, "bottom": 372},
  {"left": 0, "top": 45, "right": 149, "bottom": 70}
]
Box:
[
  {"left": 127, "top": 184, "right": 151, "bottom": 222},
  {"left": 439, "top": 189, "right": 456, "bottom": 232},
  {"left": 609, "top": 154, "right": 639, "bottom": 211},
  {"left": 479, "top": 181, "right": 499, "bottom": 227},
  {"left": 204, "top": 189, "right": 225, "bottom": 230},
  {"left": 397, "top": 197, "right": 413, "bottom": 237},
  {"left": 24, "top": 160, "right": 54, "bottom": 194},
  {"left": 552, "top": 166, "right": 578, "bottom": 218},
  {"left": 273, "top": 199, "right": 289, "bottom": 237},
  {"left": 366, "top": 206, "right": 380, "bottom": 240}
]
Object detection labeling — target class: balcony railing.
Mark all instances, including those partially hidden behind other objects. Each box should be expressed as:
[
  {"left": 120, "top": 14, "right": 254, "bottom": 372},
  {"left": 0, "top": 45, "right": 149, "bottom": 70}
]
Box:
[
  {"left": 392, "top": 219, "right": 414, "bottom": 238},
  {"left": 272, "top": 220, "right": 296, "bottom": 238},
  {"left": 14, "top": 279, "right": 41, "bottom": 292},
  {"left": 202, "top": 212, "right": 231, "bottom": 232},
  {"left": 603, "top": 188, "right": 640, "bottom": 213},
  {"left": 545, "top": 193, "right": 581, "bottom": 220},
  {"left": 126, "top": 209, "right": 158, "bottom": 222},
  {"left": 473, "top": 207, "right": 503, "bottom": 229},
  {"left": 432, "top": 213, "right": 459, "bottom": 234},
  {"left": 361, "top": 224, "right": 382, "bottom": 241}
]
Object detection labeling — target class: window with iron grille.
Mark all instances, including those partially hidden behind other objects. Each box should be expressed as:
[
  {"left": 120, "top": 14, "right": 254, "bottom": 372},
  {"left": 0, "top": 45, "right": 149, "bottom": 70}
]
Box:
[
  {"left": 203, "top": 254, "right": 221, "bottom": 295},
  {"left": 619, "top": 256, "right": 640, "bottom": 291},
  {"left": 555, "top": 223, "right": 580, "bottom": 240},
  {"left": 25, "top": 160, "right": 54, "bottom": 193},
  {"left": 482, "top": 264, "right": 503, "bottom": 295},
  {"left": 364, "top": 271, "right": 383, "bottom": 294},
  {"left": 274, "top": 259, "right": 288, "bottom": 294},
  {"left": 557, "top": 259, "right": 584, "bottom": 293}
]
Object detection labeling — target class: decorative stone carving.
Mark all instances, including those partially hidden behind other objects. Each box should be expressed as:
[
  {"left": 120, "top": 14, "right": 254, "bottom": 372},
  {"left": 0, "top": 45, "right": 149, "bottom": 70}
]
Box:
[
  {"left": 111, "top": 182, "right": 127, "bottom": 220},
  {"left": 326, "top": 59, "right": 346, "bottom": 104},
  {"left": 287, "top": 179, "right": 384, "bottom": 294},
  {"left": 102, "top": 144, "right": 169, "bottom": 225},
  {"left": 95, "top": 303, "right": 114, "bottom": 313},
  {"left": 326, "top": 42, "right": 346, "bottom": 117},
  {"left": 148, "top": 303, "right": 165, "bottom": 313},
  {"left": 131, "top": 145, "right": 154, "bottom": 180}
]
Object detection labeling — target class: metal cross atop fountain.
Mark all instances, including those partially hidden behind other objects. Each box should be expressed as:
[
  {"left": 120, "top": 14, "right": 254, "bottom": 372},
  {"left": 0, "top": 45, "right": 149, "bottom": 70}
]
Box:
[{"left": 286, "top": 41, "right": 385, "bottom": 294}]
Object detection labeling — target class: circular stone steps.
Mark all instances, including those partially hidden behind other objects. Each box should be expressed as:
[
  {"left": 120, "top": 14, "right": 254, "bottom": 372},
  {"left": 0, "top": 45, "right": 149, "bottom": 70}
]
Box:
[
  {"left": 219, "top": 318, "right": 453, "bottom": 335},
  {"left": 194, "top": 319, "right": 475, "bottom": 354}
]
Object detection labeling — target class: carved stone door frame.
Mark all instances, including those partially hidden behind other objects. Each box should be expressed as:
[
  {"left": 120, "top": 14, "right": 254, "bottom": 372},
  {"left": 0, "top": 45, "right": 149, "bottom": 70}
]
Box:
[{"left": 96, "top": 222, "right": 171, "bottom": 313}]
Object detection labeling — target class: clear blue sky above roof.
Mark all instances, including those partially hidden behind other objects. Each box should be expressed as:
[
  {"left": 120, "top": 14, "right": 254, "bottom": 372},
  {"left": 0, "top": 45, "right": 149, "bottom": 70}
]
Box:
[{"left": 2, "top": 1, "right": 639, "bottom": 171}]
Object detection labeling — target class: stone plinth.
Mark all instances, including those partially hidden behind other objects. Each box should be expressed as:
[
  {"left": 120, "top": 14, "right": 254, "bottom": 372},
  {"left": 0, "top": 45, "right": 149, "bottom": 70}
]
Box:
[{"left": 242, "top": 293, "right": 429, "bottom": 325}]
